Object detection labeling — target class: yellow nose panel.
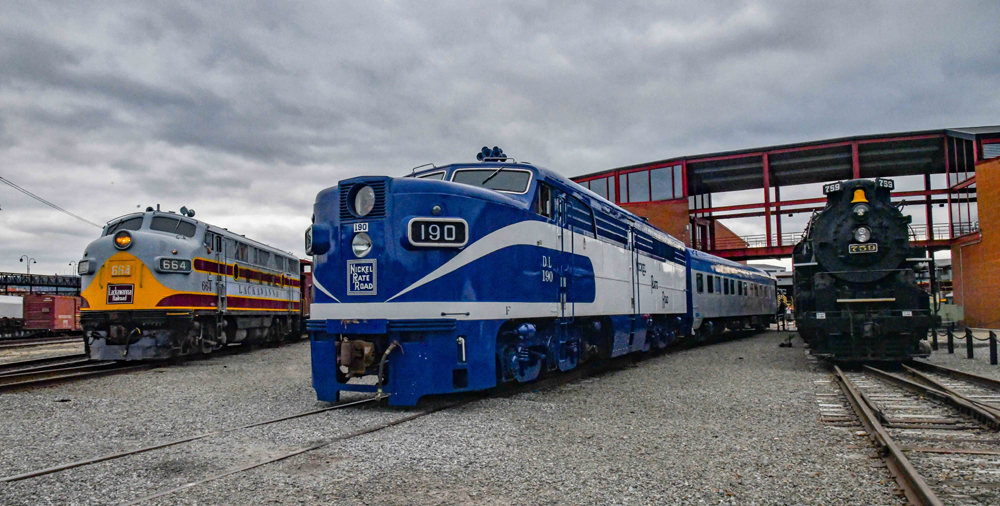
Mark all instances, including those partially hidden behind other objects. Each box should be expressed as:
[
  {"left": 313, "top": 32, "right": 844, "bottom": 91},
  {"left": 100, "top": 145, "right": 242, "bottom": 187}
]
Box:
[{"left": 851, "top": 189, "right": 868, "bottom": 203}]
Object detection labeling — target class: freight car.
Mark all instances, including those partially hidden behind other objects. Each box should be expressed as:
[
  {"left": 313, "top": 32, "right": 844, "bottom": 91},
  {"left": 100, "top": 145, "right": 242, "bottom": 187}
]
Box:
[
  {"left": 77, "top": 208, "right": 306, "bottom": 360},
  {"left": 792, "top": 178, "right": 933, "bottom": 362},
  {"left": 306, "top": 148, "right": 776, "bottom": 406},
  {"left": 0, "top": 294, "right": 82, "bottom": 339}
]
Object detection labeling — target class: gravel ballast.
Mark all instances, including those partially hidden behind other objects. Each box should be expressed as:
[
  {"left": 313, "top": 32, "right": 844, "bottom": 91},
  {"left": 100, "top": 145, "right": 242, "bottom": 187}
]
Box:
[{"left": 0, "top": 332, "right": 904, "bottom": 505}]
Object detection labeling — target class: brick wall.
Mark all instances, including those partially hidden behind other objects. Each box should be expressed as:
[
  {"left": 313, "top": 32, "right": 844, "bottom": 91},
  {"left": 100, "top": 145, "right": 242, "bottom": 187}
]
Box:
[
  {"left": 951, "top": 158, "right": 1000, "bottom": 327},
  {"left": 622, "top": 199, "right": 691, "bottom": 245}
]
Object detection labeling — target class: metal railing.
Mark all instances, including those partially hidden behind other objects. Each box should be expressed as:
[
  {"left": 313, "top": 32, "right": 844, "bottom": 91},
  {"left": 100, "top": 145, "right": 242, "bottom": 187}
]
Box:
[{"left": 705, "top": 221, "right": 980, "bottom": 252}]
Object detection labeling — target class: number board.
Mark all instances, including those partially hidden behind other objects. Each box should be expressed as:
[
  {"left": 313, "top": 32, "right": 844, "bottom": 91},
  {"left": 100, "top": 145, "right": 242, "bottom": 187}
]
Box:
[
  {"left": 876, "top": 178, "right": 895, "bottom": 189},
  {"left": 848, "top": 243, "right": 878, "bottom": 254},
  {"left": 822, "top": 182, "right": 842, "bottom": 194},
  {"left": 157, "top": 257, "right": 192, "bottom": 273},
  {"left": 407, "top": 218, "right": 468, "bottom": 247}
]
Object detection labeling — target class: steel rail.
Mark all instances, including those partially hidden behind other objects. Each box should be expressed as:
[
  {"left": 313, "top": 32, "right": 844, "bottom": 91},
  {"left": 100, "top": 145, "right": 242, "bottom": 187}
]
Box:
[
  {"left": 0, "top": 353, "right": 89, "bottom": 373},
  {"left": 0, "top": 397, "right": 378, "bottom": 483},
  {"left": 863, "top": 365, "right": 1000, "bottom": 430},
  {"left": 909, "top": 361, "right": 1000, "bottom": 391},
  {"left": 901, "top": 364, "right": 1000, "bottom": 420},
  {"left": 126, "top": 355, "right": 635, "bottom": 504},
  {"left": 0, "top": 358, "right": 94, "bottom": 379},
  {"left": 0, "top": 363, "right": 154, "bottom": 393},
  {"left": 0, "top": 336, "right": 83, "bottom": 349},
  {"left": 834, "top": 366, "right": 944, "bottom": 506},
  {"left": 0, "top": 362, "right": 116, "bottom": 382}
]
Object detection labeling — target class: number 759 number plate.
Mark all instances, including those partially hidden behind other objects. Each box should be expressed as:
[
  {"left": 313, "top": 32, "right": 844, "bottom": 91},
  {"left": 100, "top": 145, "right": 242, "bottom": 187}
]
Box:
[
  {"left": 849, "top": 243, "right": 878, "bottom": 254},
  {"left": 407, "top": 218, "right": 468, "bottom": 247}
]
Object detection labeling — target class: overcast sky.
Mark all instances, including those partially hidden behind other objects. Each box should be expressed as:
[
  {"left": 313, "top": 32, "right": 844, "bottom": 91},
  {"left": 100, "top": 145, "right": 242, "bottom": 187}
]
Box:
[{"left": 1, "top": 0, "right": 998, "bottom": 275}]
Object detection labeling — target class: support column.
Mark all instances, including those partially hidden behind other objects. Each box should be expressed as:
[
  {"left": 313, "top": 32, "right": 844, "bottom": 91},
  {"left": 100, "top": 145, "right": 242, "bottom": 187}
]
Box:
[
  {"left": 851, "top": 142, "right": 860, "bottom": 179},
  {"left": 775, "top": 185, "right": 783, "bottom": 246},
  {"left": 924, "top": 173, "right": 933, "bottom": 240},
  {"left": 946, "top": 138, "right": 953, "bottom": 238},
  {"left": 763, "top": 153, "right": 772, "bottom": 248}
]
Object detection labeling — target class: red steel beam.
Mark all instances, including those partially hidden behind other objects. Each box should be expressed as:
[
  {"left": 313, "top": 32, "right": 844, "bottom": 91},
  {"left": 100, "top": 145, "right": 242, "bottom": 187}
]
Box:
[
  {"left": 688, "top": 189, "right": 948, "bottom": 215},
  {"left": 763, "top": 153, "right": 772, "bottom": 248},
  {"left": 950, "top": 175, "right": 977, "bottom": 191},
  {"left": 775, "top": 186, "right": 782, "bottom": 247},
  {"left": 946, "top": 138, "right": 953, "bottom": 238},
  {"left": 851, "top": 142, "right": 860, "bottom": 179}
]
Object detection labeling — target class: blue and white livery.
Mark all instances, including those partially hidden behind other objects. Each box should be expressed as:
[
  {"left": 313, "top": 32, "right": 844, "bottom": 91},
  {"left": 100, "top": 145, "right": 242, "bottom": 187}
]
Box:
[{"left": 306, "top": 152, "right": 775, "bottom": 405}]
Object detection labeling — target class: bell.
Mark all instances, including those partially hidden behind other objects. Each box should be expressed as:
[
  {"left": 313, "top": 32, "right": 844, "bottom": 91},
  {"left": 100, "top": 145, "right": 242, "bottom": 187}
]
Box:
[{"left": 851, "top": 189, "right": 868, "bottom": 203}]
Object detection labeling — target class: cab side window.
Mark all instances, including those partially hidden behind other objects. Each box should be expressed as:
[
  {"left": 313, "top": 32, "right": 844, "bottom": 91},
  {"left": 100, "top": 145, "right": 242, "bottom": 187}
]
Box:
[{"left": 535, "top": 183, "right": 553, "bottom": 219}]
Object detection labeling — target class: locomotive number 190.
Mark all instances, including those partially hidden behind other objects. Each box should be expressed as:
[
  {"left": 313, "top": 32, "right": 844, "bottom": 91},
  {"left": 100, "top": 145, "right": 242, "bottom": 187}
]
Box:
[{"left": 408, "top": 218, "right": 468, "bottom": 247}]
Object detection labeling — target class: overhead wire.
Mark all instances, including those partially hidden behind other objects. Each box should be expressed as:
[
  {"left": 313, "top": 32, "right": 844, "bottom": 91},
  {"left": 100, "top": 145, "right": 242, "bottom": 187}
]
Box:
[{"left": 0, "top": 176, "right": 102, "bottom": 228}]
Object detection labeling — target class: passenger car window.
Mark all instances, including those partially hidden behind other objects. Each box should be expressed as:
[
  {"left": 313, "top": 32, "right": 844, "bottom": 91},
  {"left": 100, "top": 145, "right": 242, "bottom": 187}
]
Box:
[
  {"left": 696, "top": 273, "right": 703, "bottom": 293},
  {"left": 706, "top": 275, "right": 714, "bottom": 293}
]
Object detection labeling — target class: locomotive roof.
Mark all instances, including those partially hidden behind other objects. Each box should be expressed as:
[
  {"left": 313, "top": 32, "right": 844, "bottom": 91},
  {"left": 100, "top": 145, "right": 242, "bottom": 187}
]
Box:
[{"left": 104, "top": 211, "right": 297, "bottom": 258}]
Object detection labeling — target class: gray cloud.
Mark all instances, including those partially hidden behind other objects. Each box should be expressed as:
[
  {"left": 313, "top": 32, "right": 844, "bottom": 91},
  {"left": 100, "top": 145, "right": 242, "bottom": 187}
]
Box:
[{"left": 1, "top": 0, "right": 998, "bottom": 274}]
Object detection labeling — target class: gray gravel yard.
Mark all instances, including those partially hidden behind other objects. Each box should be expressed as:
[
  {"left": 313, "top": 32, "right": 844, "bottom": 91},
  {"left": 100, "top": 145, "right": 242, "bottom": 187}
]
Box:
[{"left": 1, "top": 333, "right": 904, "bottom": 505}]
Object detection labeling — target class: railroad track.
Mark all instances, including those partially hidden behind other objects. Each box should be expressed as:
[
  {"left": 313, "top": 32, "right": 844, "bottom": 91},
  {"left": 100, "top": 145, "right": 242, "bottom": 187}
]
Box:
[
  {"left": 0, "top": 360, "right": 154, "bottom": 393},
  {"left": 1, "top": 352, "right": 639, "bottom": 504},
  {"left": 0, "top": 353, "right": 89, "bottom": 375},
  {"left": 835, "top": 364, "right": 1000, "bottom": 506},
  {"left": 0, "top": 335, "right": 83, "bottom": 349}
]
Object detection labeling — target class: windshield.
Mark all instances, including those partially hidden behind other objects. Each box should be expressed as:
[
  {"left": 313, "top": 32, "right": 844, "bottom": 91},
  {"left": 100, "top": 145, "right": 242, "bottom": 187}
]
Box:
[
  {"left": 105, "top": 216, "right": 143, "bottom": 236},
  {"left": 450, "top": 168, "right": 532, "bottom": 194},
  {"left": 150, "top": 216, "right": 197, "bottom": 237}
]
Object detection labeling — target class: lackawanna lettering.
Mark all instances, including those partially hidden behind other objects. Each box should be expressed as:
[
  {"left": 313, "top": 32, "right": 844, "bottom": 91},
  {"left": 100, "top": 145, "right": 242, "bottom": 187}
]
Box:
[
  {"left": 234, "top": 284, "right": 282, "bottom": 298},
  {"left": 107, "top": 284, "right": 134, "bottom": 304}
]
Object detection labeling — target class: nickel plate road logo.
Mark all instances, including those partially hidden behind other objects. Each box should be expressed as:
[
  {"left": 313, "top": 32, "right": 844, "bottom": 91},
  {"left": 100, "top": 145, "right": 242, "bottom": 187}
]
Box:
[{"left": 347, "top": 260, "right": 377, "bottom": 296}]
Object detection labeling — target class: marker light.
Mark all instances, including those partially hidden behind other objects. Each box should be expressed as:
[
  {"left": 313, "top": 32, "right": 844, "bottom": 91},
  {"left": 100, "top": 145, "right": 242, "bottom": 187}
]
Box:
[
  {"left": 354, "top": 185, "right": 375, "bottom": 217},
  {"left": 114, "top": 231, "right": 133, "bottom": 250},
  {"left": 853, "top": 227, "right": 871, "bottom": 243},
  {"left": 352, "top": 232, "right": 373, "bottom": 257}
]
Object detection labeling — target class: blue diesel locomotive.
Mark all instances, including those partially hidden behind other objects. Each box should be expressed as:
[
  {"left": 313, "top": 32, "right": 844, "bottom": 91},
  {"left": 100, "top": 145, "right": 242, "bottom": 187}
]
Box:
[{"left": 306, "top": 150, "right": 776, "bottom": 405}]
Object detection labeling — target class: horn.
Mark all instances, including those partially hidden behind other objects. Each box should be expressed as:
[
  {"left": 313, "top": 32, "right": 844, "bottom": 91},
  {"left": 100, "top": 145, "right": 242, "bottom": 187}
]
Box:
[
  {"left": 477, "top": 152, "right": 485, "bottom": 161},
  {"left": 491, "top": 146, "right": 501, "bottom": 158},
  {"left": 180, "top": 206, "right": 188, "bottom": 215}
]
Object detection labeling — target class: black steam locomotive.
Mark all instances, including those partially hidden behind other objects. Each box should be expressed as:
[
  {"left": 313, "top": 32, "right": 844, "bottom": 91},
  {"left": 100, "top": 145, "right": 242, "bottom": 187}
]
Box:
[{"left": 792, "top": 178, "right": 933, "bottom": 362}]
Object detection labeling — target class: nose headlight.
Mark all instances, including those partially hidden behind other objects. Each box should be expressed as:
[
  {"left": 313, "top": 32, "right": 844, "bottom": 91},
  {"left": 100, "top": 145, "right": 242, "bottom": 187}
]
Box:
[
  {"left": 354, "top": 185, "right": 376, "bottom": 217},
  {"left": 852, "top": 203, "right": 870, "bottom": 218},
  {"left": 853, "top": 227, "right": 871, "bottom": 243},
  {"left": 352, "top": 232, "right": 372, "bottom": 257},
  {"left": 78, "top": 260, "right": 90, "bottom": 275},
  {"left": 114, "top": 231, "right": 133, "bottom": 250}
]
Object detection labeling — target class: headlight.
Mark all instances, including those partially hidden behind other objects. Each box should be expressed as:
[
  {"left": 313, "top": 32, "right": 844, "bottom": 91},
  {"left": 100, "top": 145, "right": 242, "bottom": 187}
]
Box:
[
  {"left": 852, "top": 203, "right": 870, "bottom": 218},
  {"left": 354, "top": 185, "right": 376, "bottom": 217},
  {"left": 114, "top": 231, "right": 133, "bottom": 250},
  {"left": 77, "top": 260, "right": 90, "bottom": 275},
  {"left": 352, "top": 232, "right": 372, "bottom": 257},
  {"left": 853, "top": 227, "right": 871, "bottom": 243}
]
